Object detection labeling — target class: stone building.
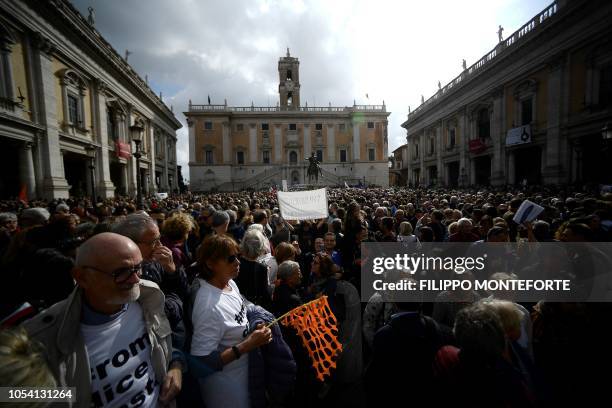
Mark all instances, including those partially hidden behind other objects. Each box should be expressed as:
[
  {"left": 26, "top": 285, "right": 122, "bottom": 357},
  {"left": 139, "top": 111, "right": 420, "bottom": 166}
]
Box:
[
  {"left": 402, "top": 0, "right": 612, "bottom": 187},
  {"left": 0, "top": 0, "right": 181, "bottom": 200},
  {"left": 185, "top": 50, "right": 390, "bottom": 191},
  {"left": 389, "top": 144, "right": 408, "bottom": 186}
]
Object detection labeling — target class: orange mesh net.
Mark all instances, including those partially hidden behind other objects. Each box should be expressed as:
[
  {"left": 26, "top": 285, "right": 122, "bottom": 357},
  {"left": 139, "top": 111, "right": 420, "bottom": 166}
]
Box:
[{"left": 279, "top": 296, "right": 342, "bottom": 381}]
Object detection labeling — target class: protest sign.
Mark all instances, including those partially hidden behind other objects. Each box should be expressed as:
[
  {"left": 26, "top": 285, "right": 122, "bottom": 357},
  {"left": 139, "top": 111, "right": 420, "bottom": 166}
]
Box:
[
  {"left": 513, "top": 199, "right": 544, "bottom": 224},
  {"left": 278, "top": 188, "right": 328, "bottom": 220}
]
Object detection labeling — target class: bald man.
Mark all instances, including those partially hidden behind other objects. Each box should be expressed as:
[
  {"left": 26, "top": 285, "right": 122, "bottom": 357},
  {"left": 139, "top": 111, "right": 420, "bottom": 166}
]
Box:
[{"left": 22, "top": 232, "right": 183, "bottom": 408}]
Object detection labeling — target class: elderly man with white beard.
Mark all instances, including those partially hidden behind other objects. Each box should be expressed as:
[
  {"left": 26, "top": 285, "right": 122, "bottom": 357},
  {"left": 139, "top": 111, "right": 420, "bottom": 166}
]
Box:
[{"left": 22, "top": 232, "right": 183, "bottom": 408}]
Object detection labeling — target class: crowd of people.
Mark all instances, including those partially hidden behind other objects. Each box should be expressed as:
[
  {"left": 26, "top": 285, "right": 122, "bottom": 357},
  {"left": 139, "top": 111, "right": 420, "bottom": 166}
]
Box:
[{"left": 0, "top": 184, "right": 611, "bottom": 407}]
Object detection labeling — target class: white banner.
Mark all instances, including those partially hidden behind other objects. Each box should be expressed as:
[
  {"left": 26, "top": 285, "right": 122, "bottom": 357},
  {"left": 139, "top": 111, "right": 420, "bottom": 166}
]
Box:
[
  {"left": 513, "top": 199, "right": 544, "bottom": 224},
  {"left": 155, "top": 192, "right": 168, "bottom": 200},
  {"left": 282, "top": 180, "right": 288, "bottom": 192},
  {"left": 506, "top": 124, "right": 531, "bottom": 146},
  {"left": 278, "top": 188, "right": 328, "bottom": 220}
]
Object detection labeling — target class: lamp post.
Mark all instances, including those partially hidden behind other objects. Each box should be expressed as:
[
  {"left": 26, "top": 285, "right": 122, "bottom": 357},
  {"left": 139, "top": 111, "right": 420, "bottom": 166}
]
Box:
[
  {"left": 85, "top": 144, "right": 96, "bottom": 205},
  {"left": 602, "top": 123, "right": 612, "bottom": 140},
  {"left": 130, "top": 123, "right": 145, "bottom": 210}
]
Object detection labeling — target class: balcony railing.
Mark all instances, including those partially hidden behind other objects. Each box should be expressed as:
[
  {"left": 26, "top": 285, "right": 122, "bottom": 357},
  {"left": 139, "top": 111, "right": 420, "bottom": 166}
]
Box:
[
  {"left": 189, "top": 103, "right": 386, "bottom": 113},
  {"left": 407, "top": 1, "right": 558, "bottom": 122}
]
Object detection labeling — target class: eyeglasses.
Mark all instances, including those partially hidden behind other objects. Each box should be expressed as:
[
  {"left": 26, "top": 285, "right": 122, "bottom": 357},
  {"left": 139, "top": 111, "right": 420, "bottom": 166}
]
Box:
[
  {"left": 226, "top": 254, "right": 239, "bottom": 264},
  {"left": 83, "top": 262, "right": 143, "bottom": 284},
  {"left": 139, "top": 236, "right": 161, "bottom": 246}
]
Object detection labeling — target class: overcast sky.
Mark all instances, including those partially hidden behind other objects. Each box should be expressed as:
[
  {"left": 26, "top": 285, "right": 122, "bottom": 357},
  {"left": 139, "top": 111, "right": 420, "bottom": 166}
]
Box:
[{"left": 71, "top": 0, "right": 552, "bottom": 181}]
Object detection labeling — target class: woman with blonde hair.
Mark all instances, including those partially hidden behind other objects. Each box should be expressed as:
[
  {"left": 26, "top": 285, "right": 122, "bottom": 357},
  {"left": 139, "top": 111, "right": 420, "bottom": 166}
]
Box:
[
  {"left": 397, "top": 221, "right": 418, "bottom": 243},
  {"left": 0, "top": 328, "right": 56, "bottom": 403}
]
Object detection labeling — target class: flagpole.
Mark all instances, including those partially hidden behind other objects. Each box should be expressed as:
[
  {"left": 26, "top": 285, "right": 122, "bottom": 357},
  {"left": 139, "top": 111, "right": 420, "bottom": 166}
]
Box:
[{"left": 266, "top": 296, "right": 325, "bottom": 328}]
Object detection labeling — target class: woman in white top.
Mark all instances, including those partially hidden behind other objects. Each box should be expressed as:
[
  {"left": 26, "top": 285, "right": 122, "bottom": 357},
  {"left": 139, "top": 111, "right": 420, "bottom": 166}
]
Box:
[
  {"left": 191, "top": 234, "right": 272, "bottom": 408},
  {"left": 397, "top": 221, "right": 418, "bottom": 243}
]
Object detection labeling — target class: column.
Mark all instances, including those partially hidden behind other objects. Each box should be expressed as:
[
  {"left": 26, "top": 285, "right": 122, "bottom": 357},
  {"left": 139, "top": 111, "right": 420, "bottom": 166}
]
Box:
[
  {"left": 274, "top": 124, "right": 282, "bottom": 162},
  {"left": 222, "top": 121, "right": 231, "bottom": 164},
  {"left": 187, "top": 118, "right": 196, "bottom": 163},
  {"left": 121, "top": 163, "right": 129, "bottom": 196},
  {"left": 303, "top": 124, "right": 311, "bottom": 157},
  {"left": 352, "top": 118, "right": 361, "bottom": 160},
  {"left": 33, "top": 34, "right": 70, "bottom": 199},
  {"left": 249, "top": 123, "right": 257, "bottom": 163},
  {"left": 458, "top": 111, "right": 467, "bottom": 182},
  {"left": 508, "top": 151, "right": 516, "bottom": 185},
  {"left": 95, "top": 79, "right": 116, "bottom": 197},
  {"left": 436, "top": 124, "right": 443, "bottom": 185},
  {"left": 490, "top": 89, "right": 505, "bottom": 185},
  {"left": 543, "top": 57, "right": 564, "bottom": 184},
  {"left": 19, "top": 142, "right": 36, "bottom": 198},
  {"left": 147, "top": 122, "right": 156, "bottom": 193},
  {"left": 419, "top": 132, "right": 425, "bottom": 185},
  {"left": 327, "top": 124, "right": 335, "bottom": 161},
  {"left": 162, "top": 135, "right": 169, "bottom": 191}
]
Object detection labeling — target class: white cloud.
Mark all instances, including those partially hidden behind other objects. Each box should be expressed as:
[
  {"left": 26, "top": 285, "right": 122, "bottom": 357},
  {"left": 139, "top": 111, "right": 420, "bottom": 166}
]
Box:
[{"left": 73, "top": 0, "right": 553, "bottom": 180}]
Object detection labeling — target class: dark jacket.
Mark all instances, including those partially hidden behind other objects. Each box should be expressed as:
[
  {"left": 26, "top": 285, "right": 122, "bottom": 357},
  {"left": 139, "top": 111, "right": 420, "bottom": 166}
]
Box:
[
  {"left": 365, "top": 312, "right": 451, "bottom": 407},
  {"left": 235, "top": 257, "right": 271, "bottom": 308},
  {"left": 247, "top": 304, "right": 297, "bottom": 408},
  {"left": 272, "top": 283, "right": 303, "bottom": 318}
]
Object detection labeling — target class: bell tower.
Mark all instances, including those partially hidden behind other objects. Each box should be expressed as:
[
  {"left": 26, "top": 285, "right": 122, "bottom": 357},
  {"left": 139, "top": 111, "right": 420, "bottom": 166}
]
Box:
[{"left": 279, "top": 48, "right": 300, "bottom": 109}]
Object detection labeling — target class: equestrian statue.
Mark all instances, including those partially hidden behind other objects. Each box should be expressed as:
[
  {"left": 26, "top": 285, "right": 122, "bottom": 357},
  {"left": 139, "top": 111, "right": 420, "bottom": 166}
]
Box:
[{"left": 306, "top": 152, "right": 322, "bottom": 184}]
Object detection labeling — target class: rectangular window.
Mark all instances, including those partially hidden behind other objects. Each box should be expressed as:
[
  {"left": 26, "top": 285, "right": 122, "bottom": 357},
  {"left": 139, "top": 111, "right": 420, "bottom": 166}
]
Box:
[
  {"left": 521, "top": 98, "right": 533, "bottom": 125},
  {"left": 339, "top": 124, "right": 345, "bottom": 131},
  {"left": 68, "top": 94, "right": 79, "bottom": 124},
  {"left": 289, "top": 123, "right": 297, "bottom": 131},
  {"left": 107, "top": 109, "right": 117, "bottom": 140},
  {"left": 316, "top": 150, "right": 323, "bottom": 162},
  {"left": 368, "top": 148, "right": 375, "bottom": 161},
  {"left": 478, "top": 109, "right": 490, "bottom": 139},
  {"left": 449, "top": 129, "right": 456, "bottom": 148},
  {"left": 429, "top": 138, "right": 435, "bottom": 155},
  {"left": 315, "top": 123, "right": 322, "bottom": 130},
  {"left": 205, "top": 150, "right": 213, "bottom": 164},
  {"left": 261, "top": 123, "right": 269, "bottom": 131},
  {"left": 263, "top": 150, "right": 270, "bottom": 164},
  {"left": 236, "top": 124, "right": 244, "bottom": 131},
  {"left": 415, "top": 144, "right": 419, "bottom": 159},
  {"left": 237, "top": 151, "right": 244, "bottom": 165},
  {"left": 340, "top": 149, "right": 347, "bottom": 162},
  {"left": 600, "top": 65, "right": 612, "bottom": 108},
  {"left": 204, "top": 121, "right": 213, "bottom": 130},
  {"left": 367, "top": 122, "right": 374, "bottom": 129}
]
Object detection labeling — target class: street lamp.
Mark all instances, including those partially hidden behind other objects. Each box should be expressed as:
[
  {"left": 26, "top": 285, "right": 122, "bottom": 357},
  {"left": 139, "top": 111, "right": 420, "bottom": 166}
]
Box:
[
  {"left": 130, "top": 122, "right": 145, "bottom": 210},
  {"left": 602, "top": 123, "right": 612, "bottom": 140},
  {"left": 84, "top": 143, "right": 96, "bottom": 205}
]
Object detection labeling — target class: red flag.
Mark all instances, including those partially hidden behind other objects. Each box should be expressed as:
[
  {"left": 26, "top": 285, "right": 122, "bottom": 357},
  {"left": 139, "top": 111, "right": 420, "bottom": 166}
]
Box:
[{"left": 18, "top": 183, "right": 27, "bottom": 202}]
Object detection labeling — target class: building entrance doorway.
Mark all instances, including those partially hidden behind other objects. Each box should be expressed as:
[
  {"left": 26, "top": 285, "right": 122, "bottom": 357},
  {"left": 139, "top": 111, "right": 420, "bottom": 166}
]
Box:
[{"left": 474, "top": 155, "right": 491, "bottom": 185}]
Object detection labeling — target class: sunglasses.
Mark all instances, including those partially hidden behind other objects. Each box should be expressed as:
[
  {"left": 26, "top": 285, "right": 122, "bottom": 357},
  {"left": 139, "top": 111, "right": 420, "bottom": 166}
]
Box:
[
  {"left": 226, "top": 254, "right": 239, "bottom": 264},
  {"left": 84, "top": 262, "right": 143, "bottom": 284}
]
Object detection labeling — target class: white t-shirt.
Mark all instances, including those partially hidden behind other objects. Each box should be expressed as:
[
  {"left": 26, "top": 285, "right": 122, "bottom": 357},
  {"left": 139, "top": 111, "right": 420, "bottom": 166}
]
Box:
[
  {"left": 81, "top": 302, "right": 159, "bottom": 408},
  {"left": 191, "top": 279, "right": 250, "bottom": 408}
]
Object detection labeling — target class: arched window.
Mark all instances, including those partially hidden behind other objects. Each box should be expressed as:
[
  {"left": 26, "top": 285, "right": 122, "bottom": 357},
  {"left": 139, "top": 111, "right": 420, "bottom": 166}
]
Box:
[{"left": 289, "top": 151, "right": 297, "bottom": 163}]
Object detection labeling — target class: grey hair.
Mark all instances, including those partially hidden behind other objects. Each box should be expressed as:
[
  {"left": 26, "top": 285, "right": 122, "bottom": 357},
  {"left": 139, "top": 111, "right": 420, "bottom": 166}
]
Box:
[
  {"left": 457, "top": 218, "right": 473, "bottom": 229},
  {"left": 247, "top": 223, "right": 264, "bottom": 233},
  {"left": 240, "top": 229, "right": 269, "bottom": 259},
  {"left": 113, "top": 212, "right": 157, "bottom": 242},
  {"left": 211, "top": 210, "right": 230, "bottom": 228},
  {"left": 278, "top": 260, "right": 300, "bottom": 281},
  {"left": 453, "top": 302, "right": 506, "bottom": 360},
  {"left": 0, "top": 212, "right": 17, "bottom": 223},
  {"left": 226, "top": 209, "right": 237, "bottom": 224}
]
